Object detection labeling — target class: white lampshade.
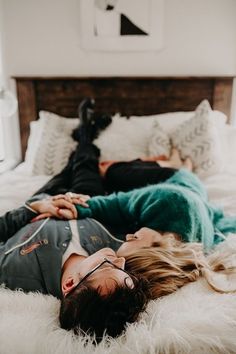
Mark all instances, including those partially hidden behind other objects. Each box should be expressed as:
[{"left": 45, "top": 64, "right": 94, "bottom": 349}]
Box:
[{"left": 0, "top": 88, "right": 18, "bottom": 118}]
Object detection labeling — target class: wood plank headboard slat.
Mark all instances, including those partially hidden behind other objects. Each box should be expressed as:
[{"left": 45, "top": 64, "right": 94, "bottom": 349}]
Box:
[{"left": 213, "top": 78, "right": 233, "bottom": 119}]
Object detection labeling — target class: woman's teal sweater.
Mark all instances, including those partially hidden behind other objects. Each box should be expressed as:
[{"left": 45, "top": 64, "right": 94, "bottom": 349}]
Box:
[{"left": 76, "top": 169, "right": 236, "bottom": 250}]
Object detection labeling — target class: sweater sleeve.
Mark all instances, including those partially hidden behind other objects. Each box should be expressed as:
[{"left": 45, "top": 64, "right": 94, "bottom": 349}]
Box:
[
  {"left": 76, "top": 191, "right": 136, "bottom": 227},
  {"left": 0, "top": 206, "right": 37, "bottom": 243},
  {"left": 75, "top": 186, "right": 168, "bottom": 230}
]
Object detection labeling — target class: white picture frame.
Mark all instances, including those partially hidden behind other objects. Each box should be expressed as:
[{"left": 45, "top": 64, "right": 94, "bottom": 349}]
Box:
[{"left": 79, "top": 0, "right": 164, "bottom": 51}]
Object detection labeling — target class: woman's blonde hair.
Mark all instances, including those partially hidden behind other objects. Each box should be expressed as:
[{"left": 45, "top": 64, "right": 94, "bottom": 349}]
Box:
[{"left": 125, "top": 233, "right": 236, "bottom": 299}]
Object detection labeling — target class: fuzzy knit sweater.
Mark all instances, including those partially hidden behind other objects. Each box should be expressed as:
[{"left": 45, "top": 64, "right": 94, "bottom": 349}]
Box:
[{"left": 76, "top": 169, "right": 236, "bottom": 250}]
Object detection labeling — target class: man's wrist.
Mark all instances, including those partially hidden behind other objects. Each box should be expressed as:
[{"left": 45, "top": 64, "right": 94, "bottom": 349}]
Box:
[{"left": 24, "top": 201, "right": 39, "bottom": 214}]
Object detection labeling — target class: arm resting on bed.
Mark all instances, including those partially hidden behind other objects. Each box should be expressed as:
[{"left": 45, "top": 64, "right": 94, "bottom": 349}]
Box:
[{"left": 0, "top": 206, "right": 37, "bottom": 243}]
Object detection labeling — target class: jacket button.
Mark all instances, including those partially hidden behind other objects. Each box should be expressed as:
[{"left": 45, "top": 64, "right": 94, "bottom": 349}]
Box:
[
  {"left": 20, "top": 250, "right": 26, "bottom": 256},
  {"left": 62, "top": 242, "right": 67, "bottom": 247},
  {"left": 43, "top": 239, "right": 49, "bottom": 245},
  {"left": 65, "top": 226, "right": 70, "bottom": 230}
]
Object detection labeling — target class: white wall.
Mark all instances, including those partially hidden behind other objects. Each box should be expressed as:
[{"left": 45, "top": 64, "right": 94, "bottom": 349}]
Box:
[
  {"left": 0, "top": 0, "right": 5, "bottom": 82},
  {"left": 2, "top": 0, "right": 236, "bottom": 77},
  {"left": 0, "top": 0, "right": 21, "bottom": 163},
  {"left": 1, "top": 0, "right": 236, "bottom": 162}
]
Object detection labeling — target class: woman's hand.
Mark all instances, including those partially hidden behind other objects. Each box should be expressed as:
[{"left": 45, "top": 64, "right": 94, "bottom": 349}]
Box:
[
  {"left": 29, "top": 197, "right": 78, "bottom": 221},
  {"left": 52, "top": 192, "right": 91, "bottom": 208}
]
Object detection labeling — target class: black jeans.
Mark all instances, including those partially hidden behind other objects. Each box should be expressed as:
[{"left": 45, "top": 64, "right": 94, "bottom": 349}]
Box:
[
  {"left": 105, "top": 159, "right": 176, "bottom": 193},
  {"left": 34, "top": 144, "right": 177, "bottom": 196}
]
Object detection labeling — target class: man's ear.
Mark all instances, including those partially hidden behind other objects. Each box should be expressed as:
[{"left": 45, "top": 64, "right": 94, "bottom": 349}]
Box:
[{"left": 62, "top": 276, "right": 78, "bottom": 297}]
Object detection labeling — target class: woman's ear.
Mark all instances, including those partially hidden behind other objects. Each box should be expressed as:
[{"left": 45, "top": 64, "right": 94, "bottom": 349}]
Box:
[{"left": 61, "top": 276, "right": 77, "bottom": 297}]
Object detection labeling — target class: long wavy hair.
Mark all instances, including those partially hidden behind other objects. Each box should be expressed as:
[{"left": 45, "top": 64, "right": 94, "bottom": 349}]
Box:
[{"left": 125, "top": 233, "right": 236, "bottom": 299}]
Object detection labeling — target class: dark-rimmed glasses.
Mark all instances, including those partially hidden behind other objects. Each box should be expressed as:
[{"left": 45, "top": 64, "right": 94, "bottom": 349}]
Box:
[{"left": 65, "top": 257, "right": 133, "bottom": 297}]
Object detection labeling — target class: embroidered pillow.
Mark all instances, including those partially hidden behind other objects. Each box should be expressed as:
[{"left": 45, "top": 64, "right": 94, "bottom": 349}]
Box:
[
  {"left": 148, "top": 121, "right": 171, "bottom": 157},
  {"left": 24, "top": 111, "right": 79, "bottom": 175},
  {"left": 171, "top": 100, "right": 224, "bottom": 176}
]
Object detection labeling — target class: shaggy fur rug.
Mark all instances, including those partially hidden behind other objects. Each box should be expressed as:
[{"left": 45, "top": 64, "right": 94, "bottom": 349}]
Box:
[{"left": 1, "top": 236, "right": 236, "bottom": 354}]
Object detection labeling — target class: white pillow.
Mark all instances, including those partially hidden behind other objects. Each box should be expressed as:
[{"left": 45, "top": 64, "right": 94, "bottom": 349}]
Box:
[
  {"left": 94, "top": 114, "right": 154, "bottom": 161},
  {"left": 94, "top": 106, "right": 227, "bottom": 163},
  {"left": 24, "top": 111, "right": 79, "bottom": 175},
  {"left": 24, "top": 121, "right": 42, "bottom": 166},
  {"left": 149, "top": 100, "right": 225, "bottom": 177},
  {"left": 152, "top": 110, "right": 226, "bottom": 134},
  {"left": 123, "top": 108, "right": 226, "bottom": 139}
]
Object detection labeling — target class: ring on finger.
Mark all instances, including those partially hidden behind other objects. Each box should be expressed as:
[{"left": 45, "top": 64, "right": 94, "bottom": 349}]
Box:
[{"left": 67, "top": 192, "right": 74, "bottom": 198}]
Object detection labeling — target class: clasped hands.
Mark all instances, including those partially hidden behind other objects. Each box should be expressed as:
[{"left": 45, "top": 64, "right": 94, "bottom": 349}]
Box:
[{"left": 29, "top": 193, "right": 90, "bottom": 221}]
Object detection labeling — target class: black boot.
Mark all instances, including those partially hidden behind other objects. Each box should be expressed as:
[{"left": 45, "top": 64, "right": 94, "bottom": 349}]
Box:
[
  {"left": 72, "top": 98, "right": 95, "bottom": 144},
  {"left": 91, "top": 112, "right": 112, "bottom": 141},
  {"left": 78, "top": 97, "right": 95, "bottom": 124},
  {"left": 72, "top": 98, "right": 112, "bottom": 143}
]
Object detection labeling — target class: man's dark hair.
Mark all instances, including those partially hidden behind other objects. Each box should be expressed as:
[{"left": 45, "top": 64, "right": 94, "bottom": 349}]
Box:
[{"left": 59, "top": 276, "right": 150, "bottom": 341}]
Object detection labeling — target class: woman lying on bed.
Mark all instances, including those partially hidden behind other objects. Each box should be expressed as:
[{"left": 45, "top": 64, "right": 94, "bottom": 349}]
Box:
[
  {"left": 36, "top": 109, "right": 235, "bottom": 253},
  {"left": 34, "top": 99, "right": 236, "bottom": 276},
  {"left": 34, "top": 100, "right": 236, "bottom": 289}
]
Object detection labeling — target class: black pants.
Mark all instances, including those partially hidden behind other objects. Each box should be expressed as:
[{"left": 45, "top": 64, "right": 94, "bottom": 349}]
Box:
[{"left": 34, "top": 144, "right": 177, "bottom": 196}]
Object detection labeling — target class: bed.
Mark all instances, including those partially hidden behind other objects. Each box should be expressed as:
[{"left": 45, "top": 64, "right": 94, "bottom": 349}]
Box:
[{"left": 1, "top": 76, "right": 236, "bottom": 354}]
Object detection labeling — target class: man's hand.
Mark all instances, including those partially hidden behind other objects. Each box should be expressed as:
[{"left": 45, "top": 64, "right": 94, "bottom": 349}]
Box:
[{"left": 29, "top": 198, "right": 78, "bottom": 221}]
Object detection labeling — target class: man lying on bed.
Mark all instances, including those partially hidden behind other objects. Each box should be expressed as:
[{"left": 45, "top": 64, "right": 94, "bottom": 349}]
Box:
[
  {"left": 1, "top": 99, "right": 236, "bottom": 341},
  {"left": 0, "top": 102, "right": 187, "bottom": 342}
]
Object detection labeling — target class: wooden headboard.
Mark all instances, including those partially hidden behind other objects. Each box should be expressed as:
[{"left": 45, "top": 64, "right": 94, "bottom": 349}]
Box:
[{"left": 14, "top": 76, "right": 234, "bottom": 159}]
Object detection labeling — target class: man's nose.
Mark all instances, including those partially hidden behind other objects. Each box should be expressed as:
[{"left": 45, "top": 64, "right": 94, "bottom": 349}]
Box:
[
  {"left": 113, "top": 257, "right": 125, "bottom": 269},
  {"left": 126, "top": 234, "right": 135, "bottom": 241}
]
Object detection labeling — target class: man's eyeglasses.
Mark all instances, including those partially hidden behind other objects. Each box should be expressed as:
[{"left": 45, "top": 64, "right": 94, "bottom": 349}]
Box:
[{"left": 65, "top": 258, "right": 133, "bottom": 297}]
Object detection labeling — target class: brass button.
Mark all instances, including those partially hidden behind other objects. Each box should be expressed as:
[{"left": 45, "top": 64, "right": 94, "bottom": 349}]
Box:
[
  {"left": 43, "top": 239, "right": 49, "bottom": 245},
  {"left": 20, "top": 250, "right": 26, "bottom": 256}
]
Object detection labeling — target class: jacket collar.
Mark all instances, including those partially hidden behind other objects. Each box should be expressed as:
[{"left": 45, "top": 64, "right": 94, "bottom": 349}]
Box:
[{"left": 35, "top": 245, "right": 63, "bottom": 299}]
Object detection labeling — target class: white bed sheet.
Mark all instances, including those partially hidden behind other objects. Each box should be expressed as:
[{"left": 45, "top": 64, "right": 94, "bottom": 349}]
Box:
[
  {"left": 203, "top": 172, "right": 236, "bottom": 215},
  {"left": 0, "top": 162, "right": 50, "bottom": 216}
]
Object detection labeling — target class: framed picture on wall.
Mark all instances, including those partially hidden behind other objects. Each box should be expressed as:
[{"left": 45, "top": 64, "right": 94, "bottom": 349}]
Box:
[{"left": 79, "top": 0, "right": 164, "bottom": 51}]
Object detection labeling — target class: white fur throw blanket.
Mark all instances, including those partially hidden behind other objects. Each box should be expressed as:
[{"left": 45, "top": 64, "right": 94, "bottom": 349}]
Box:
[{"left": 1, "top": 236, "right": 236, "bottom": 354}]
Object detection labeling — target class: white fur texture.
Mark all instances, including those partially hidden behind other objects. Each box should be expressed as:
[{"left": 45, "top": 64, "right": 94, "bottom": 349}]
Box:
[{"left": 1, "top": 236, "right": 236, "bottom": 354}]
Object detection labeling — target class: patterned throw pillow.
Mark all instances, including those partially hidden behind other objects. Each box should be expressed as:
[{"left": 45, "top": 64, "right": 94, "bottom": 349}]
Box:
[
  {"left": 148, "top": 121, "right": 171, "bottom": 157},
  {"left": 148, "top": 100, "right": 225, "bottom": 177},
  {"left": 25, "top": 111, "right": 79, "bottom": 175},
  {"left": 171, "top": 100, "right": 224, "bottom": 176}
]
